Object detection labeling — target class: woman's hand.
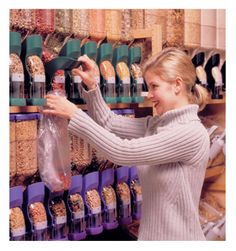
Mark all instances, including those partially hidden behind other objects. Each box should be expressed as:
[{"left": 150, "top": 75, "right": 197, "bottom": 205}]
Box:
[
  {"left": 73, "top": 55, "right": 98, "bottom": 90},
  {"left": 43, "top": 94, "right": 78, "bottom": 120}
]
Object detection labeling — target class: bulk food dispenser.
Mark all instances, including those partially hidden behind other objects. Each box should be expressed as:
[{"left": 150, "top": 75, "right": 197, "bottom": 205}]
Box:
[
  {"left": 64, "top": 175, "right": 86, "bottom": 240},
  {"left": 21, "top": 34, "right": 46, "bottom": 106},
  {"left": 59, "top": 39, "right": 84, "bottom": 104},
  {"left": 82, "top": 171, "right": 103, "bottom": 235},
  {"left": 128, "top": 46, "right": 144, "bottom": 103},
  {"left": 10, "top": 186, "right": 26, "bottom": 241},
  {"left": 23, "top": 182, "right": 48, "bottom": 240},
  {"left": 44, "top": 188, "right": 68, "bottom": 240},
  {"left": 204, "top": 51, "right": 223, "bottom": 99},
  {"left": 115, "top": 166, "right": 132, "bottom": 225},
  {"left": 9, "top": 32, "right": 26, "bottom": 106},
  {"left": 128, "top": 167, "right": 142, "bottom": 220},
  {"left": 192, "top": 50, "right": 208, "bottom": 89},
  {"left": 99, "top": 168, "right": 118, "bottom": 230},
  {"left": 81, "top": 41, "right": 100, "bottom": 88},
  {"left": 97, "top": 43, "right": 117, "bottom": 103},
  {"left": 113, "top": 45, "right": 132, "bottom": 103},
  {"left": 44, "top": 55, "right": 81, "bottom": 94}
]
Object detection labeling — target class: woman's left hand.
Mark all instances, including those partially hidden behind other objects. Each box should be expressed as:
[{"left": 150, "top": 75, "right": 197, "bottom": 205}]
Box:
[{"left": 43, "top": 94, "right": 78, "bottom": 120}]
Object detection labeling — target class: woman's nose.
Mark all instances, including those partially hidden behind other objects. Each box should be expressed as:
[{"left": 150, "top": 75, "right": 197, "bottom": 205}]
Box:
[{"left": 147, "top": 91, "right": 153, "bottom": 99}]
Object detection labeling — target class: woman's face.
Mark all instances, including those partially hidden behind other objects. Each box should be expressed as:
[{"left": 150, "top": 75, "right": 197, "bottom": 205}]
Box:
[{"left": 145, "top": 70, "right": 178, "bottom": 116}]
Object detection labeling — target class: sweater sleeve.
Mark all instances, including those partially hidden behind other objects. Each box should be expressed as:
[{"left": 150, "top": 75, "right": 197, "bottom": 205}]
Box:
[
  {"left": 68, "top": 109, "right": 209, "bottom": 167},
  {"left": 81, "top": 86, "right": 151, "bottom": 139}
]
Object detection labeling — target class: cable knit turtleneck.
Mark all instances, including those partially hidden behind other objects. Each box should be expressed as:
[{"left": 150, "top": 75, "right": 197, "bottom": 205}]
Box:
[{"left": 68, "top": 86, "right": 210, "bottom": 240}]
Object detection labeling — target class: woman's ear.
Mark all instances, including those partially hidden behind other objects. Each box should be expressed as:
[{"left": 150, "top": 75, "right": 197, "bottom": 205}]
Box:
[{"left": 174, "top": 76, "right": 183, "bottom": 94}]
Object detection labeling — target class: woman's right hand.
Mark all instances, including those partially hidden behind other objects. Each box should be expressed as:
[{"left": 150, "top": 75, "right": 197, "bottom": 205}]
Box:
[{"left": 72, "top": 55, "right": 99, "bottom": 90}]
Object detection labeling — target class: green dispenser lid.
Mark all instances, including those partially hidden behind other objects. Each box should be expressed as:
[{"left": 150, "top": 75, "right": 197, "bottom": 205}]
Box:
[
  {"left": 81, "top": 41, "right": 97, "bottom": 60},
  {"left": 21, "top": 34, "right": 43, "bottom": 58},
  {"left": 97, "top": 43, "right": 113, "bottom": 64},
  {"left": 128, "top": 46, "right": 141, "bottom": 66},
  {"left": 45, "top": 56, "right": 81, "bottom": 81},
  {"left": 10, "top": 32, "right": 21, "bottom": 55},
  {"left": 112, "top": 45, "right": 129, "bottom": 66},
  {"left": 59, "top": 39, "right": 81, "bottom": 59}
]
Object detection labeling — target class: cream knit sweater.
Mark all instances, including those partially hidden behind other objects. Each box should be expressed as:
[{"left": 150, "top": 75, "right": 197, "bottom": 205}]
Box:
[{"left": 68, "top": 87, "right": 210, "bottom": 240}]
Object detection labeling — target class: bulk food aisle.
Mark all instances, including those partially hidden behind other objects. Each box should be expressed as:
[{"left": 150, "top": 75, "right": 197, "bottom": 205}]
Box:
[{"left": 9, "top": 9, "right": 225, "bottom": 241}]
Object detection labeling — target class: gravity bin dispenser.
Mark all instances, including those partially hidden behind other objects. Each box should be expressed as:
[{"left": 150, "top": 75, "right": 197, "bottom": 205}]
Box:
[
  {"left": 97, "top": 43, "right": 117, "bottom": 103},
  {"left": 64, "top": 175, "right": 86, "bottom": 241},
  {"left": 21, "top": 35, "right": 46, "bottom": 106},
  {"left": 44, "top": 55, "right": 81, "bottom": 95},
  {"left": 192, "top": 50, "right": 208, "bottom": 89},
  {"left": 113, "top": 45, "right": 132, "bottom": 103},
  {"left": 204, "top": 51, "right": 224, "bottom": 99},
  {"left": 9, "top": 31, "right": 26, "bottom": 106},
  {"left": 128, "top": 46, "right": 145, "bottom": 103},
  {"left": 59, "top": 39, "right": 84, "bottom": 104}
]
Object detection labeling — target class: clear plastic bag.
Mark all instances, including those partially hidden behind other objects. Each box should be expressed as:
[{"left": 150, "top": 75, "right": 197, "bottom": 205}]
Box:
[{"left": 38, "top": 90, "right": 71, "bottom": 192}]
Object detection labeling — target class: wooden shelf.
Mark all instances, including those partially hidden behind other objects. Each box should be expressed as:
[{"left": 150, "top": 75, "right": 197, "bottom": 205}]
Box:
[
  {"left": 9, "top": 94, "right": 225, "bottom": 114},
  {"left": 205, "top": 165, "right": 225, "bottom": 181}
]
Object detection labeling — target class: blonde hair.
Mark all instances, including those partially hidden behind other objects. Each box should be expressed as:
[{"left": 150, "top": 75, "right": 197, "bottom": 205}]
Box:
[{"left": 143, "top": 47, "right": 209, "bottom": 111}]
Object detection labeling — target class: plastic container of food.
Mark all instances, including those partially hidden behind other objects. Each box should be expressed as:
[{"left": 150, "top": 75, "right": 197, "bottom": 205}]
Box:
[
  {"left": 99, "top": 168, "right": 118, "bottom": 230},
  {"left": 10, "top": 186, "right": 26, "bottom": 241},
  {"left": 64, "top": 175, "right": 86, "bottom": 240},
  {"left": 15, "top": 113, "right": 38, "bottom": 182},
  {"left": 115, "top": 166, "right": 132, "bottom": 225},
  {"left": 82, "top": 172, "right": 103, "bottom": 235}
]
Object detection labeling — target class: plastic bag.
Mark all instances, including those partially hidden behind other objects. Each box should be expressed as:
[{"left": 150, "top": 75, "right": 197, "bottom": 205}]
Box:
[{"left": 38, "top": 90, "right": 71, "bottom": 192}]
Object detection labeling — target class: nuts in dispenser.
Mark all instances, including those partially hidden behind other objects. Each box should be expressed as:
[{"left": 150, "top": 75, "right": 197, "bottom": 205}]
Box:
[
  {"left": 49, "top": 197, "right": 67, "bottom": 224},
  {"left": 85, "top": 189, "right": 101, "bottom": 210},
  {"left": 26, "top": 55, "right": 45, "bottom": 77},
  {"left": 116, "top": 182, "right": 131, "bottom": 205},
  {"left": 10, "top": 54, "right": 24, "bottom": 75},
  {"left": 100, "top": 60, "right": 115, "bottom": 81},
  {"left": 68, "top": 193, "right": 85, "bottom": 219},
  {"left": 130, "top": 63, "right": 143, "bottom": 79},
  {"left": 116, "top": 62, "right": 130, "bottom": 80},
  {"left": 102, "top": 185, "right": 116, "bottom": 207},
  {"left": 130, "top": 179, "right": 142, "bottom": 201},
  {"left": 10, "top": 207, "right": 26, "bottom": 237},
  {"left": 28, "top": 202, "right": 47, "bottom": 230}
]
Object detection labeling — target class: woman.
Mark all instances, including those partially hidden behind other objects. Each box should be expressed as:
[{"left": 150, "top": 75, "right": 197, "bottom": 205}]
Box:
[{"left": 44, "top": 48, "right": 210, "bottom": 240}]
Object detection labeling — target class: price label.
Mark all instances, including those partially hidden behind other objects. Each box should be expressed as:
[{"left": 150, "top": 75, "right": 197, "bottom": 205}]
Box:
[
  {"left": 55, "top": 216, "right": 67, "bottom": 225},
  {"left": 91, "top": 206, "right": 101, "bottom": 214},
  {"left": 136, "top": 77, "right": 144, "bottom": 84},
  {"left": 33, "top": 74, "right": 46, "bottom": 82},
  {"left": 72, "top": 76, "right": 82, "bottom": 83},
  {"left": 73, "top": 210, "right": 85, "bottom": 220},
  {"left": 107, "top": 77, "right": 115, "bottom": 84},
  {"left": 11, "top": 73, "right": 24, "bottom": 82},
  {"left": 122, "top": 78, "right": 130, "bottom": 84}
]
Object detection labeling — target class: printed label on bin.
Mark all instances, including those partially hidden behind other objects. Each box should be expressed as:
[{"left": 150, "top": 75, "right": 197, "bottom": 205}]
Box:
[
  {"left": 33, "top": 74, "right": 46, "bottom": 83},
  {"left": 107, "top": 77, "right": 115, "bottom": 84},
  {"left": 121, "top": 199, "right": 131, "bottom": 206},
  {"left": 72, "top": 76, "right": 82, "bottom": 83},
  {"left": 90, "top": 206, "right": 101, "bottom": 214},
  {"left": 55, "top": 216, "right": 67, "bottom": 225},
  {"left": 73, "top": 210, "right": 85, "bottom": 220},
  {"left": 11, "top": 73, "right": 24, "bottom": 82},
  {"left": 136, "top": 77, "right": 144, "bottom": 84},
  {"left": 106, "top": 202, "right": 116, "bottom": 210},
  {"left": 34, "top": 221, "right": 47, "bottom": 230},
  {"left": 122, "top": 78, "right": 130, "bottom": 84},
  {"left": 215, "top": 81, "right": 223, "bottom": 87},
  {"left": 54, "top": 76, "right": 65, "bottom": 83},
  {"left": 11, "top": 227, "right": 26, "bottom": 237},
  {"left": 136, "top": 194, "right": 142, "bottom": 202}
]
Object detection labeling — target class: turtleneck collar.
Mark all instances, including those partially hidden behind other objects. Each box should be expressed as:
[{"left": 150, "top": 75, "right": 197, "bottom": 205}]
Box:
[{"left": 156, "top": 104, "right": 200, "bottom": 126}]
